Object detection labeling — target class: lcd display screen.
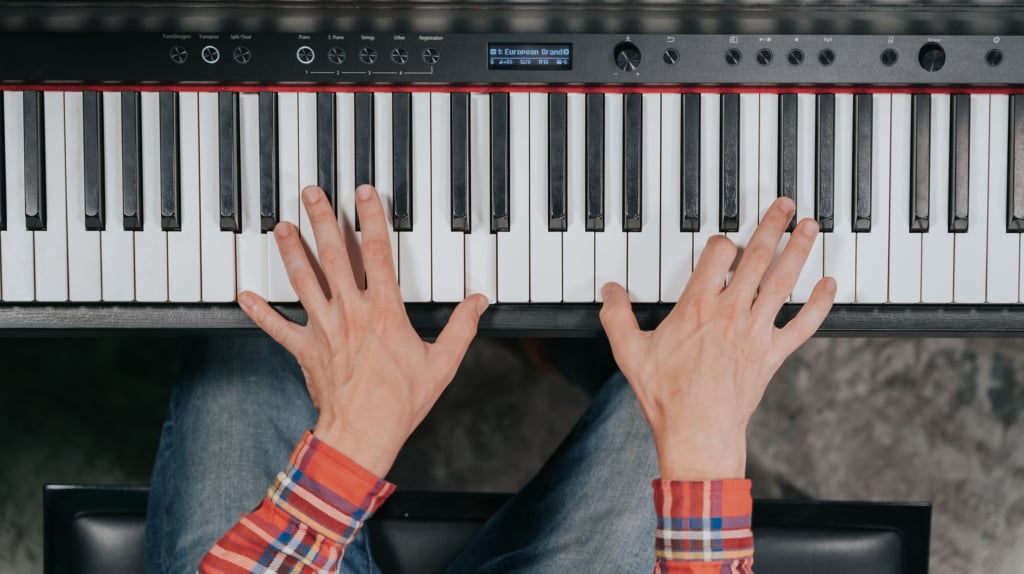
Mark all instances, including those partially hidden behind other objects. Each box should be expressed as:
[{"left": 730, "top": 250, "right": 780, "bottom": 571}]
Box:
[{"left": 488, "top": 43, "right": 573, "bottom": 70}]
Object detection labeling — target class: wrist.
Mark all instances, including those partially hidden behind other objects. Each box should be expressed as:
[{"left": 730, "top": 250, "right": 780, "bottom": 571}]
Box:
[
  {"left": 655, "top": 435, "right": 747, "bottom": 481},
  {"left": 313, "top": 417, "right": 398, "bottom": 479}
]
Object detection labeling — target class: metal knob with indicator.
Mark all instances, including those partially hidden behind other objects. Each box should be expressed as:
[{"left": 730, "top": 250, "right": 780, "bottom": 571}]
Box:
[{"left": 614, "top": 42, "right": 642, "bottom": 71}]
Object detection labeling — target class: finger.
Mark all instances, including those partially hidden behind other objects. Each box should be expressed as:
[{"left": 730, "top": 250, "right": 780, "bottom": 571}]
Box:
[
  {"left": 273, "top": 221, "right": 331, "bottom": 316},
  {"left": 682, "top": 235, "right": 736, "bottom": 299},
  {"left": 354, "top": 185, "right": 401, "bottom": 299},
  {"left": 775, "top": 276, "right": 836, "bottom": 355},
  {"left": 302, "top": 185, "right": 357, "bottom": 298},
  {"left": 752, "top": 218, "right": 819, "bottom": 318},
  {"left": 599, "top": 282, "right": 643, "bottom": 371},
  {"left": 239, "top": 290, "right": 304, "bottom": 352},
  {"left": 432, "top": 294, "right": 489, "bottom": 375},
  {"left": 729, "top": 197, "right": 796, "bottom": 301}
]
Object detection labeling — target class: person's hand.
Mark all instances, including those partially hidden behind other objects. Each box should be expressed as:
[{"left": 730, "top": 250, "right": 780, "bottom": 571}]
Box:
[
  {"left": 238, "top": 185, "right": 488, "bottom": 478},
  {"left": 599, "top": 197, "right": 835, "bottom": 481}
]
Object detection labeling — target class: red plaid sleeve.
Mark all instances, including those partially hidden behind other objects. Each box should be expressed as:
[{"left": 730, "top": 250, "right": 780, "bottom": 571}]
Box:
[
  {"left": 652, "top": 479, "right": 755, "bottom": 574},
  {"left": 200, "top": 431, "right": 396, "bottom": 573}
]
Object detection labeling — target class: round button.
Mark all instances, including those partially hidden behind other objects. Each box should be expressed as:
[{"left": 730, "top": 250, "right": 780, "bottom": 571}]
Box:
[
  {"left": 986, "top": 48, "right": 1003, "bottom": 67},
  {"left": 328, "top": 47, "right": 346, "bottom": 65},
  {"left": 614, "top": 42, "right": 642, "bottom": 72},
  {"left": 756, "top": 48, "right": 773, "bottom": 66},
  {"left": 787, "top": 48, "right": 805, "bottom": 66},
  {"left": 818, "top": 48, "right": 837, "bottom": 66},
  {"left": 359, "top": 47, "right": 378, "bottom": 65},
  {"left": 423, "top": 47, "right": 441, "bottom": 64},
  {"left": 724, "top": 48, "right": 742, "bottom": 66},
  {"left": 233, "top": 46, "right": 252, "bottom": 65},
  {"left": 169, "top": 45, "right": 188, "bottom": 64},
  {"left": 296, "top": 46, "right": 315, "bottom": 64},
  {"left": 201, "top": 45, "right": 220, "bottom": 64},
  {"left": 880, "top": 48, "right": 899, "bottom": 67},
  {"left": 663, "top": 48, "right": 679, "bottom": 65},
  {"left": 391, "top": 48, "right": 409, "bottom": 65},
  {"left": 917, "top": 43, "right": 945, "bottom": 72}
]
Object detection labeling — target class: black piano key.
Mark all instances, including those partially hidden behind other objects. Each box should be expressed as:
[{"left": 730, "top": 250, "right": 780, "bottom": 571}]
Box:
[
  {"left": 548, "top": 93, "right": 568, "bottom": 232},
  {"left": 354, "top": 92, "right": 375, "bottom": 187},
  {"left": 83, "top": 91, "right": 104, "bottom": 231},
  {"left": 853, "top": 93, "right": 873, "bottom": 233},
  {"left": 585, "top": 93, "right": 604, "bottom": 232},
  {"left": 910, "top": 94, "right": 931, "bottom": 233},
  {"left": 159, "top": 92, "right": 181, "bottom": 231},
  {"left": 623, "top": 93, "right": 642, "bottom": 232},
  {"left": 24, "top": 91, "right": 45, "bottom": 231},
  {"left": 392, "top": 92, "right": 412, "bottom": 232},
  {"left": 490, "top": 93, "right": 510, "bottom": 233},
  {"left": 121, "top": 91, "right": 142, "bottom": 231},
  {"left": 815, "top": 93, "right": 835, "bottom": 233},
  {"left": 1010, "top": 95, "right": 1024, "bottom": 233},
  {"left": 949, "top": 93, "right": 970, "bottom": 233},
  {"left": 218, "top": 92, "right": 241, "bottom": 232},
  {"left": 317, "top": 92, "right": 337, "bottom": 208},
  {"left": 778, "top": 93, "right": 798, "bottom": 231},
  {"left": 0, "top": 93, "right": 6, "bottom": 231},
  {"left": 680, "top": 93, "right": 701, "bottom": 232},
  {"left": 720, "top": 93, "right": 740, "bottom": 233},
  {"left": 451, "top": 92, "right": 470, "bottom": 233},
  {"left": 258, "top": 92, "right": 278, "bottom": 233}
]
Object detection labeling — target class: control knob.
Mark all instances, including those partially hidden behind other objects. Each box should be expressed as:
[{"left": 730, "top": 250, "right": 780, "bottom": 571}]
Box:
[
  {"left": 918, "top": 42, "right": 946, "bottom": 72},
  {"left": 614, "top": 42, "right": 641, "bottom": 72}
]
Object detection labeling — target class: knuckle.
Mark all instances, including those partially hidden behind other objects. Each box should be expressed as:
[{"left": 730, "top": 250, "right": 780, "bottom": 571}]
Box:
[
  {"left": 292, "top": 271, "right": 322, "bottom": 294},
  {"left": 319, "top": 246, "right": 343, "bottom": 268}
]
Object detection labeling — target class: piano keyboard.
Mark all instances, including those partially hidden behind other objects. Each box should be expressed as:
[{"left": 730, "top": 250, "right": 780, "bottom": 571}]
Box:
[
  {"left": 3, "top": 88, "right": 1024, "bottom": 305},
  {"left": 4, "top": 20, "right": 1024, "bottom": 332}
]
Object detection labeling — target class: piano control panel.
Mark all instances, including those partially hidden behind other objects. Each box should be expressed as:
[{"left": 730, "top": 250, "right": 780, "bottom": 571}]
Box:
[{"left": 0, "top": 33, "right": 1021, "bottom": 86}]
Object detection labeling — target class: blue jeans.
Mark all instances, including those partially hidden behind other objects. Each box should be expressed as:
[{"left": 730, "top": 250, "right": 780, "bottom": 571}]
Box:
[{"left": 145, "top": 336, "right": 659, "bottom": 573}]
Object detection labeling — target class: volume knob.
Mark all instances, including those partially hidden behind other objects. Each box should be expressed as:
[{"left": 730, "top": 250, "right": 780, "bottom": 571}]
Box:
[{"left": 614, "top": 42, "right": 642, "bottom": 72}]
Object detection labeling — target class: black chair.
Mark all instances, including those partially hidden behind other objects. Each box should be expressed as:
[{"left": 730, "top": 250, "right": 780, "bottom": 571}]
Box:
[{"left": 44, "top": 484, "right": 931, "bottom": 574}]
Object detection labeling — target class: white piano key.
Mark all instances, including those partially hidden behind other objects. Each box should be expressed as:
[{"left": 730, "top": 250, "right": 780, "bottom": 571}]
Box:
[
  {"left": 824, "top": 93, "right": 857, "bottom": 303},
  {"left": 337, "top": 93, "right": 364, "bottom": 289},
  {"left": 197, "top": 92, "right": 235, "bottom": 302},
  {"left": 269, "top": 92, "right": 299, "bottom": 302},
  {"left": 692, "top": 93, "right": 721, "bottom": 278},
  {"left": 855, "top": 93, "right": 891, "bottom": 303},
  {"left": 135, "top": 92, "right": 168, "bottom": 302},
  {"left": 297, "top": 92, "right": 319, "bottom": 275},
  {"left": 987, "top": 95, "right": 1018, "bottom": 303},
  {"left": 563, "top": 93, "right": 595, "bottom": 302},
  {"left": 99, "top": 92, "right": 136, "bottom": 302},
  {"left": 792, "top": 93, "right": 824, "bottom": 303},
  {"left": 497, "top": 92, "right": 530, "bottom": 302},
  {"left": 398, "top": 92, "right": 432, "bottom": 302},
  {"left": 730, "top": 93, "right": 760, "bottom": 253},
  {"left": 922, "top": 94, "right": 954, "bottom": 303},
  {"left": 430, "top": 92, "right": 465, "bottom": 302},
  {"left": 887, "top": 94, "right": 921, "bottom": 304},
  {"left": 236, "top": 93, "right": 267, "bottom": 298},
  {"left": 530, "top": 92, "right": 562, "bottom": 302},
  {"left": 627, "top": 93, "right": 661, "bottom": 303},
  {"left": 35, "top": 91, "right": 69, "bottom": 302},
  {"left": 374, "top": 92, "right": 399, "bottom": 280},
  {"left": 757, "top": 93, "right": 784, "bottom": 283},
  {"left": 953, "top": 94, "right": 989, "bottom": 303},
  {"left": 167, "top": 92, "right": 201, "bottom": 302},
  {"left": 64, "top": 92, "right": 102, "bottom": 301},
  {"left": 595, "top": 93, "right": 627, "bottom": 302},
  {"left": 465, "top": 93, "right": 496, "bottom": 302},
  {"left": 1, "top": 92, "right": 34, "bottom": 301},
  {"left": 659, "top": 93, "right": 691, "bottom": 303}
]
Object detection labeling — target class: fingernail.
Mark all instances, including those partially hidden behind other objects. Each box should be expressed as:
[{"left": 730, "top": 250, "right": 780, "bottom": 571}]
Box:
[
  {"left": 302, "top": 186, "right": 320, "bottom": 203},
  {"left": 475, "top": 296, "right": 489, "bottom": 315},
  {"left": 356, "top": 185, "right": 373, "bottom": 201},
  {"left": 274, "top": 223, "right": 292, "bottom": 238}
]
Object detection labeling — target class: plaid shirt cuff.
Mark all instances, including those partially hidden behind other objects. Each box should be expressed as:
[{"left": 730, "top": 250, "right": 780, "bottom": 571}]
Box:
[{"left": 652, "top": 479, "right": 754, "bottom": 563}]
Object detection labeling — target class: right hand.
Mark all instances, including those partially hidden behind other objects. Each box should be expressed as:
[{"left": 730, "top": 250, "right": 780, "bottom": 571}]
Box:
[{"left": 599, "top": 197, "right": 836, "bottom": 481}]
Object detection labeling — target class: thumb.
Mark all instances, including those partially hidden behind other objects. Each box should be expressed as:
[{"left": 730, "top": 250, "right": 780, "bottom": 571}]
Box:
[
  {"left": 432, "top": 294, "right": 488, "bottom": 376},
  {"left": 599, "top": 282, "right": 642, "bottom": 371}
]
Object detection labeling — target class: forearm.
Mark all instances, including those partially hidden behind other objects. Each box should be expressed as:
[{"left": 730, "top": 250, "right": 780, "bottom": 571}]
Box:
[
  {"left": 652, "top": 479, "right": 754, "bottom": 574},
  {"left": 200, "top": 431, "right": 395, "bottom": 573}
]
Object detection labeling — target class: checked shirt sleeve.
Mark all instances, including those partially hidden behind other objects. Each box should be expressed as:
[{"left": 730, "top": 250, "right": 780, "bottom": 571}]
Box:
[
  {"left": 652, "top": 479, "right": 755, "bottom": 574},
  {"left": 200, "top": 431, "right": 396, "bottom": 573}
]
